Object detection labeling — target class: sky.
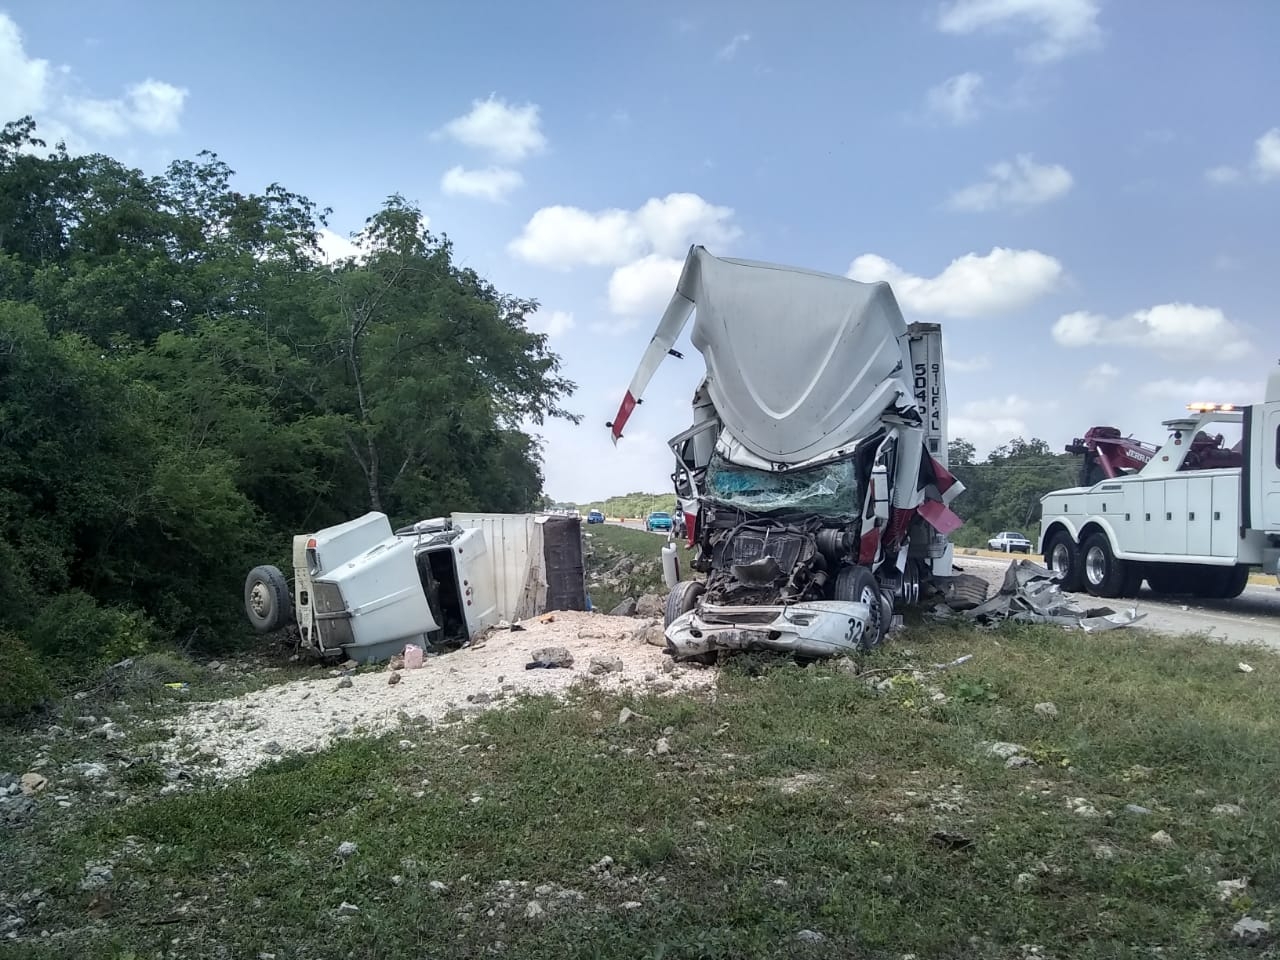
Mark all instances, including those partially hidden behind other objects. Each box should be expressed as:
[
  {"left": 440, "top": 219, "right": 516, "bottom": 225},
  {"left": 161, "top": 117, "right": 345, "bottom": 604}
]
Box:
[{"left": 3, "top": 0, "right": 1278, "bottom": 504}]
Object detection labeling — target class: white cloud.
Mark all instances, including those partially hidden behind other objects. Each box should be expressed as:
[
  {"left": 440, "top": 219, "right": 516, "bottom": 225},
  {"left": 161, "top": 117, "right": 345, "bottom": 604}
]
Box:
[
  {"left": 925, "top": 72, "right": 984, "bottom": 125},
  {"left": 950, "top": 394, "right": 1033, "bottom": 448},
  {"left": 315, "top": 228, "right": 366, "bottom": 264},
  {"left": 438, "top": 95, "right": 546, "bottom": 163},
  {"left": 528, "top": 309, "right": 575, "bottom": 339},
  {"left": 949, "top": 154, "right": 1073, "bottom": 211},
  {"left": 1052, "top": 303, "right": 1253, "bottom": 361},
  {"left": 0, "top": 14, "right": 50, "bottom": 119},
  {"left": 1205, "top": 165, "right": 1242, "bottom": 185},
  {"left": 716, "top": 32, "right": 751, "bottom": 61},
  {"left": 936, "top": 0, "right": 1103, "bottom": 63},
  {"left": 1254, "top": 127, "right": 1280, "bottom": 181},
  {"left": 125, "top": 79, "right": 186, "bottom": 134},
  {"left": 1083, "top": 362, "right": 1120, "bottom": 391},
  {"left": 509, "top": 193, "right": 738, "bottom": 270},
  {"left": 847, "top": 247, "right": 1063, "bottom": 318},
  {"left": 608, "top": 255, "right": 683, "bottom": 316},
  {"left": 0, "top": 13, "right": 186, "bottom": 147},
  {"left": 1140, "top": 377, "right": 1262, "bottom": 403},
  {"left": 440, "top": 165, "right": 523, "bottom": 201},
  {"left": 61, "top": 79, "right": 188, "bottom": 138},
  {"left": 949, "top": 355, "right": 992, "bottom": 373}
]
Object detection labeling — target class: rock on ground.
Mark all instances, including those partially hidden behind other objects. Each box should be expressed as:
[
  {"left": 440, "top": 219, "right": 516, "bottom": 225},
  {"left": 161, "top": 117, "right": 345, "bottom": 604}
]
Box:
[
  {"left": 635, "top": 594, "right": 665, "bottom": 619},
  {"left": 609, "top": 598, "right": 638, "bottom": 617}
]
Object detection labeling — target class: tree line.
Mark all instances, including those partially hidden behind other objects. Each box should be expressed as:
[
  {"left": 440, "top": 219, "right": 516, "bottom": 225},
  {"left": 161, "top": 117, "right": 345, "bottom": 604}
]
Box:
[{"left": 0, "top": 118, "right": 576, "bottom": 712}]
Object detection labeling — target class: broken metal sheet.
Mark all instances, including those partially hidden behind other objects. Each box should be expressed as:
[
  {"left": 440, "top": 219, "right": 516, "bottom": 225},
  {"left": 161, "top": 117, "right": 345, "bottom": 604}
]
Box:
[
  {"left": 964, "top": 559, "right": 1144, "bottom": 631},
  {"left": 665, "top": 599, "right": 873, "bottom": 660}
]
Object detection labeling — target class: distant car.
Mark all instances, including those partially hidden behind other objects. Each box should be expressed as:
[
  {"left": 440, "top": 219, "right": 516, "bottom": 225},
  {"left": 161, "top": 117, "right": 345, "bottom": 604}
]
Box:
[
  {"left": 587, "top": 509, "right": 604, "bottom": 524},
  {"left": 988, "top": 531, "right": 1032, "bottom": 553},
  {"left": 645, "top": 511, "right": 673, "bottom": 532}
]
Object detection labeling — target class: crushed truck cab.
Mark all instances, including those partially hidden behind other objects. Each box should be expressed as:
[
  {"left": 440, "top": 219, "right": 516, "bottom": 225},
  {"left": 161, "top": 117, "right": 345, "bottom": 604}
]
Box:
[{"left": 610, "top": 245, "right": 970, "bottom": 661}]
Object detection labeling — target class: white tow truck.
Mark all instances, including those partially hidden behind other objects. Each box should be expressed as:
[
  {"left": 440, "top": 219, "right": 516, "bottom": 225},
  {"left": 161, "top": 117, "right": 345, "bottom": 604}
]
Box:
[{"left": 1038, "top": 367, "right": 1280, "bottom": 599}]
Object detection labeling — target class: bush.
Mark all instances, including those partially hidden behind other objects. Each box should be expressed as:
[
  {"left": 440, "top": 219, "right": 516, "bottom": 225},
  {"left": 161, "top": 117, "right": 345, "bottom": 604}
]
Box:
[
  {"left": 0, "top": 630, "right": 55, "bottom": 717},
  {"left": 24, "top": 590, "right": 158, "bottom": 682}
]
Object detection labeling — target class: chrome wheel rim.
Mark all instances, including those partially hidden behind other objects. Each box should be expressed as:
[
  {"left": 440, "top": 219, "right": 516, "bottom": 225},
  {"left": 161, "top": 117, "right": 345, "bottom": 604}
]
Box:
[
  {"left": 250, "top": 582, "right": 269, "bottom": 616},
  {"left": 1051, "top": 542, "right": 1071, "bottom": 576},
  {"left": 1085, "top": 546, "right": 1107, "bottom": 586}
]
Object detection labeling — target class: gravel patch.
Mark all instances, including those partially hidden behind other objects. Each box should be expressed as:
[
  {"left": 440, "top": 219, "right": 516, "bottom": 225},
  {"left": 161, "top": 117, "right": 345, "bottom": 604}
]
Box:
[{"left": 161, "top": 611, "right": 713, "bottom": 779}]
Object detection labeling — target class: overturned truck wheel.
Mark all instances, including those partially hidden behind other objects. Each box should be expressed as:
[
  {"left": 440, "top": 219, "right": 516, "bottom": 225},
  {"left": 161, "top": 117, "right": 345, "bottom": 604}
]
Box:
[{"left": 244, "top": 565, "right": 292, "bottom": 633}]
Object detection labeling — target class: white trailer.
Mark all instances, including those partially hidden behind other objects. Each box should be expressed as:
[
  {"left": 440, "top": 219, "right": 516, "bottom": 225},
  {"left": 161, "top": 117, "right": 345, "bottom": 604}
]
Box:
[
  {"left": 244, "top": 511, "right": 585, "bottom": 662},
  {"left": 1038, "top": 367, "right": 1280, "bottom": 599}
]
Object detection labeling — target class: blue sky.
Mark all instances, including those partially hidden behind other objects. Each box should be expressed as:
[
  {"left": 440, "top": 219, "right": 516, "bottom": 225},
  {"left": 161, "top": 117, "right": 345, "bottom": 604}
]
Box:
[{"left": 3, "top": 0, "right": 1278, "bottom": 503}]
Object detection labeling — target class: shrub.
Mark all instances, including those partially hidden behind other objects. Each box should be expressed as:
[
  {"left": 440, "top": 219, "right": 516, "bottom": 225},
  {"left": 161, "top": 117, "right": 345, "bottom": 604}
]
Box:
[
  {"left": 24, "top": 590, "right": 158, "bottom": 681},
  {"left": 0, "top": 630, "right": 55, "bottom": 717}
]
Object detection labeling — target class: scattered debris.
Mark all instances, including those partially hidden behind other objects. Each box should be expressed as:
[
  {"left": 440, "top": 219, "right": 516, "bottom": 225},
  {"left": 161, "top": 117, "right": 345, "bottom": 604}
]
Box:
[
  {"left": 655, "top": 737, "right": 671, "bottom": 755},
  {"left": 1033, "top": 701, "right": 1059, "bottom": 719},
  {"left": 262, "top": 741, "right": 283, "bottom": 756},
  {"left": 526, "top": 647, "right": 574, "bottom": 670},
  {"left": 795, "top": 930, "right": 826, "bottom": 944},
  {"left": 1217, "top": 878, "right": 1249, "bottom": 902},
  {"left": 336, "top": 901, "right": 360, "bottom": 916},
  {"left": 1005, "top": 756, "right": 1037, "bottom": 769},
  {"left": 78, "top": 864, "right": 113, "bottom": 891},
  {"left": 387, "top": 671, "right": 402, "bottom": 686},
  {"left": 1013, "top": 872, "right": 1035, "bottom": 893},
  {"left": 948, "top": 559, "right": 1145, "bottom": 631},
  {"left": 1150, "top": 830, "right": 1174, "bottom": 847},
  {"left": 929, "top": 831, "right": 974, "bottom": 852},
  {"left": 1067, "top": 798, "right": 1100, "bottom": 818},
  {"left": 336, "top": 841, "right": 358, "bottom": 858},
  {"left": 428, "top": 880, "right": 449, "bottom": 894},
  {"left": 618, "top": 707, "right": 640, "bottom": 725},
  {"left": 1211, "top": 803, "right": 1244, "bottom": 817},
  {"left": 70, "top": 762, "right": 110, "bottom": 782},
  {"left": 523, "top": 900, "right": 544, "bottom": 920},
  {"left": 983, "top": 742, "right": 1027, "bottom": 760},
  {"left": 1124, "top": 804, "right": 1152, "bottom": 816},
  {"left": 1237, "top": 662, "right": 1255, "bottom": 674},
  {"left": 337, "top": 678, "right": 353, "bottom": 690}
]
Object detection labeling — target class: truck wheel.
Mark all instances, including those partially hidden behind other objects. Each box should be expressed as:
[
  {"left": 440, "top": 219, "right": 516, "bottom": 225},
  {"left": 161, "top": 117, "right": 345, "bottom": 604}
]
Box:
[
  {"left": 1081, "top": 533, "right": 1128, "bottom": 598},
  {"left": 1217, "top": 565, "right": 1250, "bottom": 599},
  {"left": 664, "top": 580, "right": 705, "bottom": 628},
  {"left": 1145, "top": 566, "right": 1184, "bottom": 596},
  {"left": 245, "top": 565, "right": 292, "bottom": 633},
  {"left": 1044, "top": 532, "right": 1082, "bottom": 591},
  {"left": 833, "top": 565, "right": 885, "bottom": 650}
]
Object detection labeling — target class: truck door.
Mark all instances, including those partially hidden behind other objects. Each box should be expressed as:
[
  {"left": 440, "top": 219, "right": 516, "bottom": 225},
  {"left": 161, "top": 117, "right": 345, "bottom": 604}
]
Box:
[
  {"left": 451, "top": 527, "right": 499, "bottom": 636},
  {"left": 1186, "top": 476, "right": 1212, "bottom": 558}
]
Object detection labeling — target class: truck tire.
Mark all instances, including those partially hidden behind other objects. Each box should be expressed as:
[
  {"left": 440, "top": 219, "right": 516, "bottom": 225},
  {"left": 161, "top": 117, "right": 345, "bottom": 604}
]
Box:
[
  {"left": 1145, "top": 565, "right": 1185, "bottom": 596},
  {"left": 1217, "top": 565, "right": 1250, "bottom": 599},
  {"left": 1044, "top": 532, "right": 1082, "bottom": 592},
  {"left": 1081, "top": 532, "right": 1129, "bottom": 599},
  {"left": 833, "top": 565, "right": 885, "bottom": 650},
  {"left": 664, "top": 580, "right": 705, "bottom": 628},
  {"left": 245, "top": 565, "right": 292, "bottom": 633}
]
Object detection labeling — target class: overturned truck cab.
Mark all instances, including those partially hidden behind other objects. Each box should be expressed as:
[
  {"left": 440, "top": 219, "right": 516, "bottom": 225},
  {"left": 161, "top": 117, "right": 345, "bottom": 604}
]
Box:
[{"left": 610, "top": 246, "right": 966, "bottom": 661}]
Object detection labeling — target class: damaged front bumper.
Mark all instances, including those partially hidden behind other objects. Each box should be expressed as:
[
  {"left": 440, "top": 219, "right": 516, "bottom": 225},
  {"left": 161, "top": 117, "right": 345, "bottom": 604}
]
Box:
[{"left": 665, "top": 600, "right": 873, "bottom": 660}]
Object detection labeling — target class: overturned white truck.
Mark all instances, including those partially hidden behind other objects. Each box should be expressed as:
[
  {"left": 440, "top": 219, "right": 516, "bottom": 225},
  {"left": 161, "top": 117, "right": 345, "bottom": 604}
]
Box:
[
  {"left": 243, "top": 512, "right": 586, "bottom": 663},
  {"left": 610, "top": 246, "right": 967, "bottom": 661}
]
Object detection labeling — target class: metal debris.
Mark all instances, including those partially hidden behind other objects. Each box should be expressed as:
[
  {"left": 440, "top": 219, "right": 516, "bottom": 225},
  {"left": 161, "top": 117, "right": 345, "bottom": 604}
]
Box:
[{"left": 952, "top": 559, "right": 1145, "bottom": 631}]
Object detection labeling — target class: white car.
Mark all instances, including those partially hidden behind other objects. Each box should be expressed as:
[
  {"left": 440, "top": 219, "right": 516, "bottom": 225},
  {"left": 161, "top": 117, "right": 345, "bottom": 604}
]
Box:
[{"left": 988, "top": 531, "right": 1032, "bottom": 553}]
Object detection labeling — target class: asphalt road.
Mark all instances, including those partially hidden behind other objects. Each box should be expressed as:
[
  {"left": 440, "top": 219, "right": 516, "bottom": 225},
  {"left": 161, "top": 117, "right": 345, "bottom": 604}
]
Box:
[{"left": 956, "top": 554, "right": 1280, "bottom": 649}]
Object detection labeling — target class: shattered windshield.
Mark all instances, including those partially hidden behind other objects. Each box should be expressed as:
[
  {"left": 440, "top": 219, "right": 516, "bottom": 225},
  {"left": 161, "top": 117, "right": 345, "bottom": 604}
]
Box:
[{"left": 704, "top": 456, "right": 859, "bottom": 517}]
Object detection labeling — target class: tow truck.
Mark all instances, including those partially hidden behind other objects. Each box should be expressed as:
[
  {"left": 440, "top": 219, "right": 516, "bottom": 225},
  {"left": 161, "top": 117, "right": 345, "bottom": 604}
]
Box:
[{"left": 1038, "top": 368, "right": 1280, "bottom": 599}]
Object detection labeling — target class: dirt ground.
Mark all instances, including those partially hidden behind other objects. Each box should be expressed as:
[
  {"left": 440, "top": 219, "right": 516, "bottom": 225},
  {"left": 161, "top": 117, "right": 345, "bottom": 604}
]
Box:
[{"left": 161, "top": 610, "right": 715, "bottom": 779}]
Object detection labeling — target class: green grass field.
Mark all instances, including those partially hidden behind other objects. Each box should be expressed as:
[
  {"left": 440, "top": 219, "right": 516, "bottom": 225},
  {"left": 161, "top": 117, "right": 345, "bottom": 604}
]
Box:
[{"left": 4, "top": 617, "right": 1279, "bottom": 959}]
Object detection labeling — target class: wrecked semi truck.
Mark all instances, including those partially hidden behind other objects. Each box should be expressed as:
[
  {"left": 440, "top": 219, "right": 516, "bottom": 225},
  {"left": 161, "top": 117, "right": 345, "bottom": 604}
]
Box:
[
  {"left": 1039, "top": 371, "right": 1280, "bottom": 599},
  {"left": 243, "top": 512, "right": 586, "bottom": 663},
  {"left": 609, "top": 246, "right": 966, "bottom": 661}
]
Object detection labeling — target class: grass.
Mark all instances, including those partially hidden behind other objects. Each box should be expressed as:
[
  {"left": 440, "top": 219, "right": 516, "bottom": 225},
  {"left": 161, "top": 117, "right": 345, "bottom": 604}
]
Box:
[
  {"left": 585, "top": 523, "right": 674, "bottom": 613},
  {"left": 4, "top": 621, "right": 1280, "bottom": 959}
]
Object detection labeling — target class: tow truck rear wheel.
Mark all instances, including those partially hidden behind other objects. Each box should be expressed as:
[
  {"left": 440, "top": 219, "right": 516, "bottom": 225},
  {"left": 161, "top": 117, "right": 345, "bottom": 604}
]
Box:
[
  {"left": 1202, "top": 564, "right": 1250, "bottom": 600},
  {"left": 833, "top": 565, "right": 885, "bottom": 651},
  {"left": 1044, "top": 532, "right": 1082, "bottom": 591},
  {"left": 1081, "top": 533, "right": 1130, "bottom": 598},
  {"left": 1218, "top": 564, "right": 1250, "bottom": 599}
]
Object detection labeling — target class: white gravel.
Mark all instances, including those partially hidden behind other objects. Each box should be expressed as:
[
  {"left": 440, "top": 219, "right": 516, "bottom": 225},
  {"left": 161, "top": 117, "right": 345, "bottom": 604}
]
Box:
[{"left": 162, "top": 611, "right": 714, "bottom": 779}]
